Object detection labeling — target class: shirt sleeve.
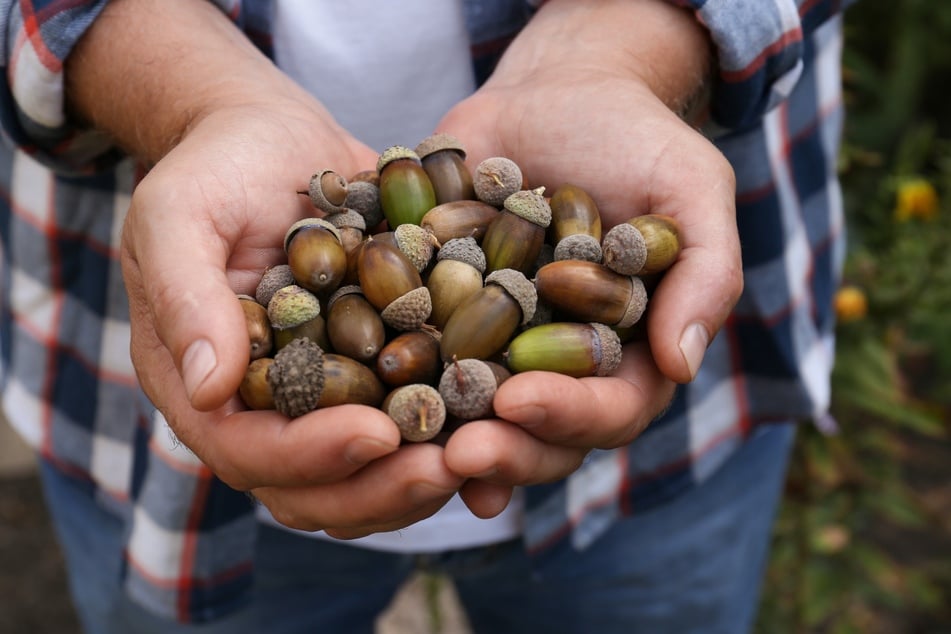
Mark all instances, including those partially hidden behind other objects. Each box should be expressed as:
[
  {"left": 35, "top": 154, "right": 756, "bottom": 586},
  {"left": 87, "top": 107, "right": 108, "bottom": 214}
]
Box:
[
  {"left": 0, "top": 0, "right": 245, "bottom": 174},
  {"left": 670, "top": 0, "right": 856, "bottom": 130}
]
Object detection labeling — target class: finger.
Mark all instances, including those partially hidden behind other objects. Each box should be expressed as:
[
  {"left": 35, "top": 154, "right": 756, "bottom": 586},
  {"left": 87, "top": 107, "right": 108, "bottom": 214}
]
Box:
[
  {"left": 253, "top": 443, "right": 463, "bottom": 533},
  {"left": 458, "top": 479, "right": 514, "bottom": 519},
  {"left": 491, "top": 342, "right": 675, "bottom": 448},
  {"left": 444, "top": 419, "right": 588, "bottom": 485},
  {"left": 202, "top": 405, "right": 402, "bottom": 491}
]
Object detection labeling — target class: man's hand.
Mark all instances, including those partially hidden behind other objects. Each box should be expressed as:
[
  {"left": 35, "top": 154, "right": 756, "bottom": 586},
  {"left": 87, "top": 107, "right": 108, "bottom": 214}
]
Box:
[{"left": 435, "top": 0, "right": 742, "bottom": 511}]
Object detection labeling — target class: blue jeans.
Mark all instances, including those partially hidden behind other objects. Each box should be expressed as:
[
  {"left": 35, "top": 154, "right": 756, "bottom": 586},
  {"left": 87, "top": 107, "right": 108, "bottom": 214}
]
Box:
[{"left": 39, "top": 423, "right": 795, "bottom": 634}]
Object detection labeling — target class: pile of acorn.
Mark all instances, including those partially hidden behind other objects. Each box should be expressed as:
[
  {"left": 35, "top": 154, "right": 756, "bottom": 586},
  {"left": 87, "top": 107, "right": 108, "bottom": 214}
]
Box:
[{"left": 238, "top": 133, "right": 681, "bottom": 442}]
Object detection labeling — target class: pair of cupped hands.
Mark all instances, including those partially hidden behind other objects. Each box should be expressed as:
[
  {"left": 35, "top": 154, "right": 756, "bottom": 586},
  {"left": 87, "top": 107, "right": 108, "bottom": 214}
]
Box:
[{"left": 117, "top": 5, "right": 741, "bottom": 540}]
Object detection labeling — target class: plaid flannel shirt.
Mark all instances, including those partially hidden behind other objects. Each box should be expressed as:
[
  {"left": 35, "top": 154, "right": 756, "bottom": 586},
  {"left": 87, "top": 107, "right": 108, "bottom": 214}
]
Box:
[{"left": 0, "top": 0, "right": 852, "bottom": 623}]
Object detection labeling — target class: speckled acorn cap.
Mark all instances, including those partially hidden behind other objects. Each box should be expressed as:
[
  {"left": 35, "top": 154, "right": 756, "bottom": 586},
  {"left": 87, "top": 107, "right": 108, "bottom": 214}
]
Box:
[
  {"left": 267, "top": 284, "right": 321, "bottom": 330},
  {"left": 381, "top": 286, "right": 432, "bottom": 331},
  {"left": 438, "top": 358, "right": 497, "bottom": 420},
  {"left": 255, "top": 264, "right": 296, "bottom": 307},
  {"left": 484, "top": 268, "right": 537, "bottom": 325},
  {"left": 376, "top": 145, "right": 422, "bottom": 174},
  {"left": 394, "top": 223, "right": 437, "bottom": 272},
  {"left": 436, "top": 236, "right": 486, "bottom": 273},
  {"left": 616, "top": 276, "right": 648, "bottom": 329},
  {"left": 267, "top": 337, "right": 325, "bottom": 418},
  {"left": 502, "top": 188, "right": 551, "bottom": 228},
  {"left": 473, "top": 156, "right": 523, "bottom": 207},
  {"left": 323, "top": 208, "right": 367, "bottom": 231},
  {"left": 283, "top": 217, "right": 343, "bottom": 253},
  {"left": 553, "top": 233, "right": 603, "bottom": 263},
  {"left": 414, "top": 133, "right": 467, "bottom": 160},
  {"left": 307, "top": 169, "right": 348, "bottom": 215},
  {"left": 589, "top": 322, "right": 623, "bottom": 376},
  {"left": 601, "top": 223, "right": 648, "bottom": 276},
  {"left": 345, "top": 180, "right": 384, "bottom": 229}
]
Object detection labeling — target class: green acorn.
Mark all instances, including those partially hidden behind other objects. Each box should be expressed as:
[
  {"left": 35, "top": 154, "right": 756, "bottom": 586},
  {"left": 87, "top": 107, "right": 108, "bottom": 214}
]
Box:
[{"left": 505, "top": 322, "right": 622, "bottom": 377}]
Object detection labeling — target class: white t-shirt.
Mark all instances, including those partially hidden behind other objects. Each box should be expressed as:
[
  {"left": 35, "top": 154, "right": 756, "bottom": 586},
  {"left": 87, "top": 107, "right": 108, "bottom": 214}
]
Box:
[{"left": 260, "top": 0, "right": 524, "bottom": 553}]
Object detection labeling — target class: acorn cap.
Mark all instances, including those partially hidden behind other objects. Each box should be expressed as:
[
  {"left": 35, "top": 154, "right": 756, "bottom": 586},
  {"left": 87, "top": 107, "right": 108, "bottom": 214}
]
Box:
[
  {"left": 617, "top": 276, "right": 648, "bottom": 329},
  {"left": 553, "top": 233, "right": 603, "bottom": 263},
  {"left": 283, "top": 217, "right": 342, "bottom": 253},
  {"left": 438, "top": 358, "right": 498, "bottom": 420},
  {"left": 485, "top": 268, "right": 537, "bottom": 325},
  {"left": 381, "top": 286, "right": 432, "bottom": 331},
  {"left": 503, "top": 188, "right": 551, "bottom": 228},
  {"left": 415, "top": 132, "right": 467, "bottom": 160},
  {"left": 267, "top": 337, "right": 325, "bottom": 418},
  {"left": 473, "top": 156, "right": 523, "bottom": 207},
  {"left": 394, "top": 223, "right": 437, "bottom": 272},
  {"left": 436, "top": 236, "right": 486, "bottom": 273},
  {"left": 255, "top": 264, "right": 296, "bottom": 307},
  {"left": 601, "top": 223, "right": 648, "bottom": 276},
  {"left": 385, "top": 383, "right": 446, "bottom": 443},
  {"left": 376, "top": 145, "right": 422, "bottom": 173},
  {"left": 323, "top": 208, "right": 366, "bottom": 231},
  {"left": 267, "top": 284, "right": 321, "bottom": 330},
  {"left": 326, "top": 284, "right": 364, "bottom": 310},
  {"left": 345, "top": 180, "right": 384, "bottom": 229},
  {"left": 307, "top": 169, "right": 348, "bottom": 215},
  {"left": 589, "top": 322, "right": 623, "bottom": 376}
]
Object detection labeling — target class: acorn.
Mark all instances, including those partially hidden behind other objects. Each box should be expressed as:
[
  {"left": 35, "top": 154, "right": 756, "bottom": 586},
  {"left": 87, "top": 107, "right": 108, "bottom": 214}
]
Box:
[
  {"left": 601, "top": 214, "right": 682, "bottom": 276},
  {"left": 481, "top": 188, "right": 552, "bottom": 275},
  {"left": 415, "top": 133, "right": 474, "bottom": 204},
  {"left": 357, "top": 238, "right": 432, "bottom": 330},
  {"left": 267, "top": 337, "right": 325, "bottom": 418},
  {"left": 377, "top": 145, "right": 437, "bottom": 228},
  {"left": 437, "top": 358, "right": 508, "bottom": 420},
  {"left": 317, "top": 353, "right": 387, "bottom": 408},
  {"left": 305, "top": 169, "right": 349, "bottom": 215},
  {"left": 393, "top": 223, "right": 438, "bottom": 273},
  {"left": 345, "top": 180, "right": 385, "bottom": 230},
  {"left": 419, "top": 200, "right": 500, "bottom": 245},
  {"left": 349, "top": 169, "right": 380, "bottom": 186},
  {"left": 267, "top": 284, "right": 330, "bottom": 351},
  {"left": 505, "top": 322, "right": 622, "bottom": 378},
  {"left": 426, "top": 236, "right": 486, "bottom": 329},
  {"left": 323, "top": 208, "right": 366, "bottom": 256},
  {"left": 439, "top": 268, "right": 537, "bottom": 363},
  {"left": 375, "top": 327, "right": 442, "bottom": 388},
  {"left": 534, "top": 260, "right": 647, "bottom": 329},
  {"left": 239, "top": 294, "right": 273, "bottom": 360},
  {"left": 472, "top": 156, "right": 523, "bottom": 207},
  {"left": 550, "top": 184, "right": 603, "bottom": 263},
  {"left": 326, "top": 285, "right": 386, "bottom": 364},
  {"left": 284, "top": 218, "right": 347, "bottom": 296},
  {"left": 254, "top": 264, "right": 296, "bottom": 307},
  {"left": 239, "top": 357, "right": 275, "bottom": 410},
  {"left": 383, "top": 383, "right": 446, "bottom": 442}
]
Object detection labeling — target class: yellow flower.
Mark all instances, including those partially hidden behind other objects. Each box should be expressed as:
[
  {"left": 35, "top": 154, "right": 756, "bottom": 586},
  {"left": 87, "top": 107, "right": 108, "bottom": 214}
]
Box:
[
  {"left": 894, "top": 177, "right": 938, "bottom": 222},
  {"left": 834, "top": 285, "right": 868, "bottom": 323}
]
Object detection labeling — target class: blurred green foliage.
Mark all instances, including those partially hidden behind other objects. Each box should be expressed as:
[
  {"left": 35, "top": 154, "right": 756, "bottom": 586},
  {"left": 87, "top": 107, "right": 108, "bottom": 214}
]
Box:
[{"left": 757, "top": 2, "right": 951, "bottom": 632}]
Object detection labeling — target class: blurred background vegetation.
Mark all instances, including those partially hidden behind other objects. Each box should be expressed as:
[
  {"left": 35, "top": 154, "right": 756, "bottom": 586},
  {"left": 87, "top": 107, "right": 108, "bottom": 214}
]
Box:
[{"left": 757, "top": 2, "right": 951, "bottom": 632}]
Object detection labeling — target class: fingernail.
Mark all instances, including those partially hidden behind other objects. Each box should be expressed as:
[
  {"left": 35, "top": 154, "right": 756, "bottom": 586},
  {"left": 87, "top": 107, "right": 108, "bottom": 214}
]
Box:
[
  {"left": 344, "top": 437, "right": 397, "bottom": 465},
  {"left": 679, "top": 322, "right": 710, "bottom": 380},
  {"left": 182, "top": 339, "right": 217, "bottom": 402}
]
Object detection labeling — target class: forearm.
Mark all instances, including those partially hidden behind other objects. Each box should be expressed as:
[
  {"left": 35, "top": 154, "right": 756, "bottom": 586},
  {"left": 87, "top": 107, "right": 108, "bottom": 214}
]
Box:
[
  {"left": 64, "top": 0, "right": 312, "bottom": 165},
  {"left": 492, "top": 0, "right": 713, "bottom": 118}
]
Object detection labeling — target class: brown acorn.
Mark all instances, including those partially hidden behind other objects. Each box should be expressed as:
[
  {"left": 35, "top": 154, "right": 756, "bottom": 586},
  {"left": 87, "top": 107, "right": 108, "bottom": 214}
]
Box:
[
  {"left": 326, "top": 285, "right": 386, "bottom": 364},
  {"left": 481, "top": 188, "right": 552, "bottom": 275},
  {"left": 505, "top": 322, "right": 622, "bottom": 378},
  {"left": 415, "top": 133, "right": 475, "bottom": 204},
  {"left": 419, "top": 199, "right": 500, "bottom": 245},
  {"left": 239, "top": 357, "right": 275, "bottom": 410},
  {"left": 238, "top": 294, "right": 273, "bottom": 361},
  {"left": 357, "top": 238, "right": 432, "bottom": 330},
  {"left": 534, "top": 260, "right": 647, "bottom": 329},
  {"left": 377, "top": 145, "right": 437, "bottom": 228},
  {"left": 549, "top": 183, "right": 602, "bottom": 245},
  {"left": 284, "top": 218, "right": 348, "bottom": 296},
  {"left": 383, "top": 383, "right": 446, "bottom": 442},
  {"left": 376, "top": 328, "right": 442, "bottom": 387},
  {"left": 317, "top": 353, "right": 386, "bottom": 408},
  {"left": 425, "top": 236, "right": 486, "bottom": 329},
  {"left": 439, "top": 269, "right": 537, "bottom": 363}
]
